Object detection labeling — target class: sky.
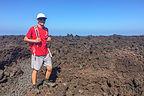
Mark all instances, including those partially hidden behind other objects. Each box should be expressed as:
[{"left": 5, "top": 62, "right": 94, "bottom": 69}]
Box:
[{"left": 0, "top": 0, "right": 144, "bottom": 36}]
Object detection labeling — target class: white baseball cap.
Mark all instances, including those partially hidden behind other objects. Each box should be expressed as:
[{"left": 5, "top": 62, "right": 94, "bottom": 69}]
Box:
[{"left": 37, "top": 13, "right": 47, "bottom": 19}]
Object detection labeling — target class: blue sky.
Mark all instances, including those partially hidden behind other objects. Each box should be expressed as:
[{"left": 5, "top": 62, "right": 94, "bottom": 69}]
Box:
[{"left": 0, "top": 0, "right": 144, "bottom": 36}]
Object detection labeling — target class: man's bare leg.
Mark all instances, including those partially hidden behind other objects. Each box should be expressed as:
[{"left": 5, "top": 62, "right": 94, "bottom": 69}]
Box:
[
  {"left": 45, "top": 66, "right": 52, "bottom": 79},
  {"left": 32, "top": 70, "right": 37, "bottom": 85}
]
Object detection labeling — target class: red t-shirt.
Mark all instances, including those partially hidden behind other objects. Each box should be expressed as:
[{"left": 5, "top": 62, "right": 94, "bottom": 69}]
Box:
[{"left": 26, "top": 25, "right": 49, "bottom": 56}]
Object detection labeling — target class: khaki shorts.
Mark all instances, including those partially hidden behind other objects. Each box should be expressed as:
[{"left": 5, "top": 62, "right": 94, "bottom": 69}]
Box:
[{"left": 31, "top": 54, "right": 52, "bottom": 70}]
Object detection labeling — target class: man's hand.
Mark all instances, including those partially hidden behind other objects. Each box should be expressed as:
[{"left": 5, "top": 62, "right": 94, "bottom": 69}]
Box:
[
  {"left": 47, "top": 37, "right": 51, "bottom": 42},
  {"left": 35, "top": 38, "right": 41, "bottom": 43}
]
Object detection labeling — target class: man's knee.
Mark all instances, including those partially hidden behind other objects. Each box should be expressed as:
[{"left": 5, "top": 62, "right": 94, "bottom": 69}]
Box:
[
  {"left": 33, "top": 69, "right": 38, "bottom": 73},
  {"left": 46, "top": 66, "right": 52, "bottom": 71}
]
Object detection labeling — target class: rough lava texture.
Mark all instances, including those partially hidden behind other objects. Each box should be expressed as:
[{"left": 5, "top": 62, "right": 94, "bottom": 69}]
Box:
[{"left": 0, "top": 34, "right": 144, "bottom": 96}]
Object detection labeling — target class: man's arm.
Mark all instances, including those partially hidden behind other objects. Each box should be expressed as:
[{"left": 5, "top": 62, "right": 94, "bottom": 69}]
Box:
[
  {"left": 24, "top": 27, "right": 41, "bottom": 43},
  {"left": 24, "top": 36, "right": 41, "bottom": 43}
]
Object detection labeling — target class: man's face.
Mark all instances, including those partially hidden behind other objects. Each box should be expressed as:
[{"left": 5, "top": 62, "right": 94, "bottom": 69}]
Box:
[{"left": 37, "top": 18, "right": 47, "bottom": 26}]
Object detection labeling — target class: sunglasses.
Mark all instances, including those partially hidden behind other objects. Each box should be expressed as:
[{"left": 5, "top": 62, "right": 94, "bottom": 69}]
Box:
[{"left": 38, "top": 18, "right": 46, "bottom": 22}]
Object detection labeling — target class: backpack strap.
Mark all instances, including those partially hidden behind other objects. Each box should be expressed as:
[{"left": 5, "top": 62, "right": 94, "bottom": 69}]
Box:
[
  {"left": 44, "top": 27, "right": 48, "bottom": 37},
  {"left": 34, "top": 26, "right": 39, "bottom": 38},
  {"left": 44, "top": 28, "right": 52, "bottom": 57},
  {"left": 33, "top": 26, "right": 40, "bottom": 49}
]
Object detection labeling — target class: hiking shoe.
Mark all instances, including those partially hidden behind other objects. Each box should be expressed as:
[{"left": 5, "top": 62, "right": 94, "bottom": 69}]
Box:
[
  {"left": 43, "top": 79, "right": 56, "bottom": 87},
  {"left": 32, "top": 85, "right": 40, "bottom": 94}
]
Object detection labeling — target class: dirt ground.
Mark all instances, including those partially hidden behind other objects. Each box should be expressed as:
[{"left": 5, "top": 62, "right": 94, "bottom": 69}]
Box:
[{"left": 0, "top": 34, "right": 144, "bottom": 96}]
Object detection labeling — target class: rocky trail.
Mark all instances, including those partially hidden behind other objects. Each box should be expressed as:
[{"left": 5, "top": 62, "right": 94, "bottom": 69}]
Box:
[{"left": 0, "top": 35, "right": 144, "bottom": 96}]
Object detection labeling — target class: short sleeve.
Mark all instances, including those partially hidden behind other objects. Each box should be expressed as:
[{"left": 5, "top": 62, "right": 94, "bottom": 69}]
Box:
[{"left": 26, "top": 27, "right": 34, "bottom": 39}]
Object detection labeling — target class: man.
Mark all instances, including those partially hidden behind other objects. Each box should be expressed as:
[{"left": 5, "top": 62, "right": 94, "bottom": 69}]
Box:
[{"left": 24, "top": 13, "right": 55, "bottom": 92}]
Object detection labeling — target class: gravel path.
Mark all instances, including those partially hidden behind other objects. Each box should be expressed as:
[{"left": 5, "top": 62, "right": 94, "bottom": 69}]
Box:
[{"left": 4, "top": 58, "right": 32, "bottom": 96}]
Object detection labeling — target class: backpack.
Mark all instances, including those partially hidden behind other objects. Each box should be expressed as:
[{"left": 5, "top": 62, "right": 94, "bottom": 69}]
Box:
[
  {"left": 33, "top": 25, "right": 52, "bottom": 57},
  {"left": 34, "top": 25, "right": 48, "bottom": 38}
]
